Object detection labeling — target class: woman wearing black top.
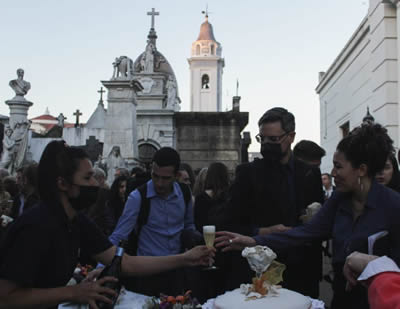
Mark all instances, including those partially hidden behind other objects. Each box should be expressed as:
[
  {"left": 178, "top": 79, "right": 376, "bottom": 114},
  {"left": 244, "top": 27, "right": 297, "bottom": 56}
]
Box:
[
  {"left": 193, "top": 162, "right": 230, "bottom": 301},
  {"left": 0, "top": 141, "right": 213, "bottom": 308},
  {"left": 194, "top": 162, "right": 230, "bottom": 232}
]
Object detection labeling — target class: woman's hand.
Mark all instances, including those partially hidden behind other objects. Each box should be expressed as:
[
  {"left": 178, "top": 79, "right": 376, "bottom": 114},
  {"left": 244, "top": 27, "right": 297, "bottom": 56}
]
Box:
[
  {"left": 343, "top": 251, "right": 378, "bottom": 289},
  {"left": 215, "top": 231, "right": 256, "bottom": 252},
  {"left": 182, "top": 245, "right": 215, "bottom": 267},
  {"left": 68, "top": 276, "right": 118, "bottom": 309}
]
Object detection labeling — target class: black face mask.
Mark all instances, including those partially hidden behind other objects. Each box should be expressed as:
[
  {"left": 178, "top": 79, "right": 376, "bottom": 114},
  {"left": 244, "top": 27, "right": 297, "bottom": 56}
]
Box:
[
  {"left": 261, "top": 143, "right": 285, "bottom": 161},
  {"left": 68, "top": 185, "right": 99, "bottom": 211}
]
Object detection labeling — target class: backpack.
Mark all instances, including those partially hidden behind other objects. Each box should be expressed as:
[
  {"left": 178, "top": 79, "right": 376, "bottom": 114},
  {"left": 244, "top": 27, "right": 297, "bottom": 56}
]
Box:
[{"left": 125, "top": 182, "right": 191, "bottom": 256}]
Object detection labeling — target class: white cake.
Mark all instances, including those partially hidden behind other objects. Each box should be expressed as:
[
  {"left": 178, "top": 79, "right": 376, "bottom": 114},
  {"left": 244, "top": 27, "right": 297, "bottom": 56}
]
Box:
[{"left": 213, "top": 288, "right": 311, "bottom": 309}]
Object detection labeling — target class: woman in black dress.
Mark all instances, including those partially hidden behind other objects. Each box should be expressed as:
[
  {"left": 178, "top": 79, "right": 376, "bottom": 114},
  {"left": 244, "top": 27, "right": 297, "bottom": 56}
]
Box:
[{"left": 0, "top": 141, "right": 213, "bottom": 308}]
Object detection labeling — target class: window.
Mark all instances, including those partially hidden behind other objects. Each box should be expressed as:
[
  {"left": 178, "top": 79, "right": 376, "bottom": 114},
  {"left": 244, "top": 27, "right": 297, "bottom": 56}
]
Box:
[
  {"left": 210, "top": 44, "right": 215, "bottom": 55},
  {"left": 196, "top": 44, "right": 200, "bottom": 55},
  {"left": 340, "top": 121, "right": 350, "bottom": 138},
  {"left": 201, "top": 74, "right": 210, "bottom": 89}
]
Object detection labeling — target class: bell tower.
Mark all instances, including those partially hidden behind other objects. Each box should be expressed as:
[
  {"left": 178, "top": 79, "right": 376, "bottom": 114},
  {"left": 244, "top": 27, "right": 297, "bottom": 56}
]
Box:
[{"left": 188, "top": 11, "right": 224, "bottom": 111}]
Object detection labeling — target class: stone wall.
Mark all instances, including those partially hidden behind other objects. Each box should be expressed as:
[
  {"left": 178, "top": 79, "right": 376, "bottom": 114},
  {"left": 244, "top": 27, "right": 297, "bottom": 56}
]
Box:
[{"left": 175, "top": 111, "right": 248, "bottom": 172}]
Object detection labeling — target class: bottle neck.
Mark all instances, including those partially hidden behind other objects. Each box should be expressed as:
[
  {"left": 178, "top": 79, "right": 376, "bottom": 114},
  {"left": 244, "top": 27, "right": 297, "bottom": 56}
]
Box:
[{"left": 116, "top": 246, "right": 124, "bottom": 257}]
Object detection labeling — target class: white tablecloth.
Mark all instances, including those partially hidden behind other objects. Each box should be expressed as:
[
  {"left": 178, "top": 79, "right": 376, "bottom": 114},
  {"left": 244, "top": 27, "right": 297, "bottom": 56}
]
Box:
[{"left": 59, "top": 288, "right": 325, "bottom": 309}]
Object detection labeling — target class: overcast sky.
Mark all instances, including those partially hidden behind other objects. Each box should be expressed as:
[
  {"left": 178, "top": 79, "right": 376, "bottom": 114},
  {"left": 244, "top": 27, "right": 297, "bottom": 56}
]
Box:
[{"left": 0, "top": 0, "right": 368, "bottom": 152}]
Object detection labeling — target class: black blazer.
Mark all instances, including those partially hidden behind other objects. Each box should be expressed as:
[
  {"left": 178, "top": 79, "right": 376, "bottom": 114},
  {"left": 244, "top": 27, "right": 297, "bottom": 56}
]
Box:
[{"left": 228, "top": 157, "right": 324, "bottom": 235}]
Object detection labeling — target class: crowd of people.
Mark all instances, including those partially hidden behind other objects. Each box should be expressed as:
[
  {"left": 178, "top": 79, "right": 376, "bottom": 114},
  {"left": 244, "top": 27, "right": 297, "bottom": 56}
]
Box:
[{"left": 0, "top": 106, "right": 399, "bottom": 309}]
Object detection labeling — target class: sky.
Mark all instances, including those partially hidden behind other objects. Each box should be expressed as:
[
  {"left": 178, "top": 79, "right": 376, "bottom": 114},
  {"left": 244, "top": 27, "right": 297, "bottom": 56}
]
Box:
[{"left": 0, "top": 0, "right": 368, "bottom": 152}]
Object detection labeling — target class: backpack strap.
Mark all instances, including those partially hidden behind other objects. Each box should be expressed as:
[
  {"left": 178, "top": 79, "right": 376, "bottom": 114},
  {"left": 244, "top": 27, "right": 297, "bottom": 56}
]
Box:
[{"left": 126, "top": 182, "right": 191, "bottom": 255}]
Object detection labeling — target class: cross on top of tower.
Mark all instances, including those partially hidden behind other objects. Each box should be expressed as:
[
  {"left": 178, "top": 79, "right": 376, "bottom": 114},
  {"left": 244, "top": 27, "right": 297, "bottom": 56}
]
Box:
[
  {"left": 201, "top": 4, "right": 212, "bottom": 20},
  {"left": 147, "top": 8, "right": 159, "bottom": 29}
]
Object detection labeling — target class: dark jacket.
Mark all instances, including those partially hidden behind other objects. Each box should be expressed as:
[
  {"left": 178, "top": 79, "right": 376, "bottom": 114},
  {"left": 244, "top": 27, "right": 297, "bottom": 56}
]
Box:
[{"left": 229, "top": 157, "right": 324, "bottom": 234}]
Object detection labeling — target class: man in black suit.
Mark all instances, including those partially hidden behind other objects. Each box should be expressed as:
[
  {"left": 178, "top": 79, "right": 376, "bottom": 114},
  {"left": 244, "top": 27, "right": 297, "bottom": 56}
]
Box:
[{"left": 226, "top": 107, "right": 324, "bottom": 298}]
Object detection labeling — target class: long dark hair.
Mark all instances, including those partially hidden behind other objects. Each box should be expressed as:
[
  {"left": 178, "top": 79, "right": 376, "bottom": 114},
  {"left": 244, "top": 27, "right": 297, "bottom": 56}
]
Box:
[
  {"left": 38, "top": 141, "right": 89, "bottom": 203},
  {"left": 109, "top": 175, "right": 128, "bottom": 204},
  {"left": 204, "top": 162, "right": 230, "bottom": 201}
]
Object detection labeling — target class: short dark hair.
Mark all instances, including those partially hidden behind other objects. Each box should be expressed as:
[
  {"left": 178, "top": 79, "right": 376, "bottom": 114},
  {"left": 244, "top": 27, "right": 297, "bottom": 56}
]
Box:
[
  {"left": 293, "top": 140, "right": 326, "bottom": 162},
  {"left": 258, "top": 107, "right": 295, "bottom": 133},
  {"left": 38, "top": 140, "right": 90, "bottom": 202},
  {"left": 337, "top": 123, "right": 394, "bottom": 177},
  {"left": 152, "top": 147, "right": 181, "bottom": 173},
  {"left": 321, "top": 173, "right": 332, "bottom": 181}
]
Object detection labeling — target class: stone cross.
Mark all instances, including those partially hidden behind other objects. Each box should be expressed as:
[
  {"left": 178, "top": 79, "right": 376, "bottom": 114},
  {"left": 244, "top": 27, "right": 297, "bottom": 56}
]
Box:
[
  {"left": 97, "top": 87, "right": 105, "bottom": 105},
  {"left": 73, "top": 109, "right": 82, "bottom": 127},
  {"left": 147, "top": 8, "right": 159, "bottom": 29}
]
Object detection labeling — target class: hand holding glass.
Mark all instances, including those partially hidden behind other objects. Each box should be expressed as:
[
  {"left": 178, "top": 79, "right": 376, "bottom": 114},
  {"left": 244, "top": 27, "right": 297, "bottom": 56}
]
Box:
[{"left": 203, "top": 225, "right": 217, "bottom": 270}]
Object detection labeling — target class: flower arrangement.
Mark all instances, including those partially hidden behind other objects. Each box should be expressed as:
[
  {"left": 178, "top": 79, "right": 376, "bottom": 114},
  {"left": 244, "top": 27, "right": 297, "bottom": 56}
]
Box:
[{"left": 144, "top": 290, "right": 201, "bottom": 309}]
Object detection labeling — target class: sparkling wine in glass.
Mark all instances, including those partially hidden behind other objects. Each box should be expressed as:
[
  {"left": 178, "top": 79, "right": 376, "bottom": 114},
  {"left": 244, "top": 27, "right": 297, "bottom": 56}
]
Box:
[{"left": 203, "top": 225, "right": 217, "bottom": 270}]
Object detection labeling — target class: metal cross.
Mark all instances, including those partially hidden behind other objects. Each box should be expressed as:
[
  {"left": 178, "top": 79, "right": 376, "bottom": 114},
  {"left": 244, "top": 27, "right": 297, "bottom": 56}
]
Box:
[
  {"left": 147, "top": 8, "right": 159, "bottom": 29},
  {"left": 97, "top": 87, "right": 105, "bottom": 102},
  {"left": 73, "top": 109, "right": 82, "bottom": 127}
]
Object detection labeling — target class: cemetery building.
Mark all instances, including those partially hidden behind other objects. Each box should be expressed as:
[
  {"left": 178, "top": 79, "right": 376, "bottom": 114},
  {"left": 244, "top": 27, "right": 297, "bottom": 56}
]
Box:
[{"left": 317, "top": 0, "right": 400, "bottom": 173}]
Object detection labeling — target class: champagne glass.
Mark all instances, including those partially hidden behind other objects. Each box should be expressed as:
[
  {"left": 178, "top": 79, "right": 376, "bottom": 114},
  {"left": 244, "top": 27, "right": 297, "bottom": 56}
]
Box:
[{"left": 203, "top": 225, "right": 217, "bottom": 270}]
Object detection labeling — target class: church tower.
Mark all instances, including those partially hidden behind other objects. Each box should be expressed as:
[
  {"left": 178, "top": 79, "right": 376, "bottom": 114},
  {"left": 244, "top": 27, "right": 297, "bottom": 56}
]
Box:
[{"left": 188, "top": 12, "right": 224, "bottom": 112}]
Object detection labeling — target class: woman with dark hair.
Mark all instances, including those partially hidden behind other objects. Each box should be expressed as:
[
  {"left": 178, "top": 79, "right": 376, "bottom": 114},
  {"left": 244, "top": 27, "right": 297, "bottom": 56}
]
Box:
[
  {"left": 106, "top": 175, "right": 128, "bottom": 230},
  {"left": 194, "top": 162, "right": 230, "bottom": 232},
  {"left": 216, "top": 123, "right": 400, "bottom": 309},
  {"left": 376, "top": 154, "right": 400, "bottom": 193},
  {"left": 0, "top": 141, "right": 213, "bottom": 308},
  {"left": 177, "top": 162, "right": 195, "bottom": 191},
  {"left": 192, "top": 162, "right": 231, "bottom": 301}
]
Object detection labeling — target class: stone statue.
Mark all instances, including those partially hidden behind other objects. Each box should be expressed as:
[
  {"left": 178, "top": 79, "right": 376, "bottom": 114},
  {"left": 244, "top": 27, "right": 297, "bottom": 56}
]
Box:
[
  {"left": 143, "top": 42, "right": 155, "bottom": 73},
  {"left": 57, "top": 113, "right": 66, "bottom": 127},
  {"left": 165, "top": 75, "right": 177, "bottom": 108},
  {"left": 0, "top": 126, "right": 16, "bottom": 174},
  {"left": 112, "top": 56, "right": 134, "bottom": 79},
  {"left": 105, "top": 146, "right": 126, "bottom": 184},
  {"left": 9, "top": 68, "right": 31, "bottom": 98}
]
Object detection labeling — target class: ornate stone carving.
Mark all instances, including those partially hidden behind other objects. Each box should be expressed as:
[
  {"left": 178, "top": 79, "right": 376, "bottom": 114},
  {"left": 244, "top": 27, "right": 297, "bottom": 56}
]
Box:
[
  {"left": 9, "top": 68, "right": 31, "bottom": 99},
  {"left": 139, "top": 77, "right": 155, "bottom": 94},
  {"left": 165, "top": 75, "right": 177, "bottom": 108},
  {"left": 0, "top": 121, "right": 30, "bottom": 175},
  {"left": 112, "top": 56, "right": 134, "bottom": 80},
  {"left": 104, "top": 146, "right": 126, "bottom": 184}
]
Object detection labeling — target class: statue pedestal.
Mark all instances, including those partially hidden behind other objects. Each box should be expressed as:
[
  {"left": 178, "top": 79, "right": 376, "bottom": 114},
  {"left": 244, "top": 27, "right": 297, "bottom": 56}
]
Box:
[
  {"left": 101, "top": 79, "right": 143, "bottom": 173},
  {"left": 5, "top": 98, "right": 33, "bottom": 127}
]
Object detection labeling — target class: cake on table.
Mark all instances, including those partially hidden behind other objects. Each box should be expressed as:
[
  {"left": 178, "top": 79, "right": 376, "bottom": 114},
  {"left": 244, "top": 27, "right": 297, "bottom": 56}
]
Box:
[{"left": 212, "top": 246, "right": 312, "bottom": 309}]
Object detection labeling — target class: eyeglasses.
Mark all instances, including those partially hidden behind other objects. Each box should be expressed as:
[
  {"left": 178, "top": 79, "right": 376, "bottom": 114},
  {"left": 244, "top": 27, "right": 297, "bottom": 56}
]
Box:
[{"left": 255, "top": 132, "right": 290, "bottom": 144}]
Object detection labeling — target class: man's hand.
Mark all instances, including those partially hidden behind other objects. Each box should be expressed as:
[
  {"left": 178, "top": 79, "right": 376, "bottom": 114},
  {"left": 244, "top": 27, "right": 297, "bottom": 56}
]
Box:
[
  {"left": 343, "top": 252, "right": 378, "bottom": 289},
  {"left": 182, "top": 245, "right": 215, "bottom": 267},
  {"left": 68, "top": 276, "right": 118, "bottom": 309},
  {"left": 258, "top": 224, "right": 291, "bottom": 236},
  {"left": 215, "top": 231, "right": 256, "bottom": 252}
]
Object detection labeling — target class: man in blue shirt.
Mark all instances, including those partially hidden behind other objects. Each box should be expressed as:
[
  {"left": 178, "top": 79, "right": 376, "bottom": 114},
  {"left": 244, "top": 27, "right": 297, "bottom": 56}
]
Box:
[{"left": 109, "top": 147, "right": 199, "bottom": 296}]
